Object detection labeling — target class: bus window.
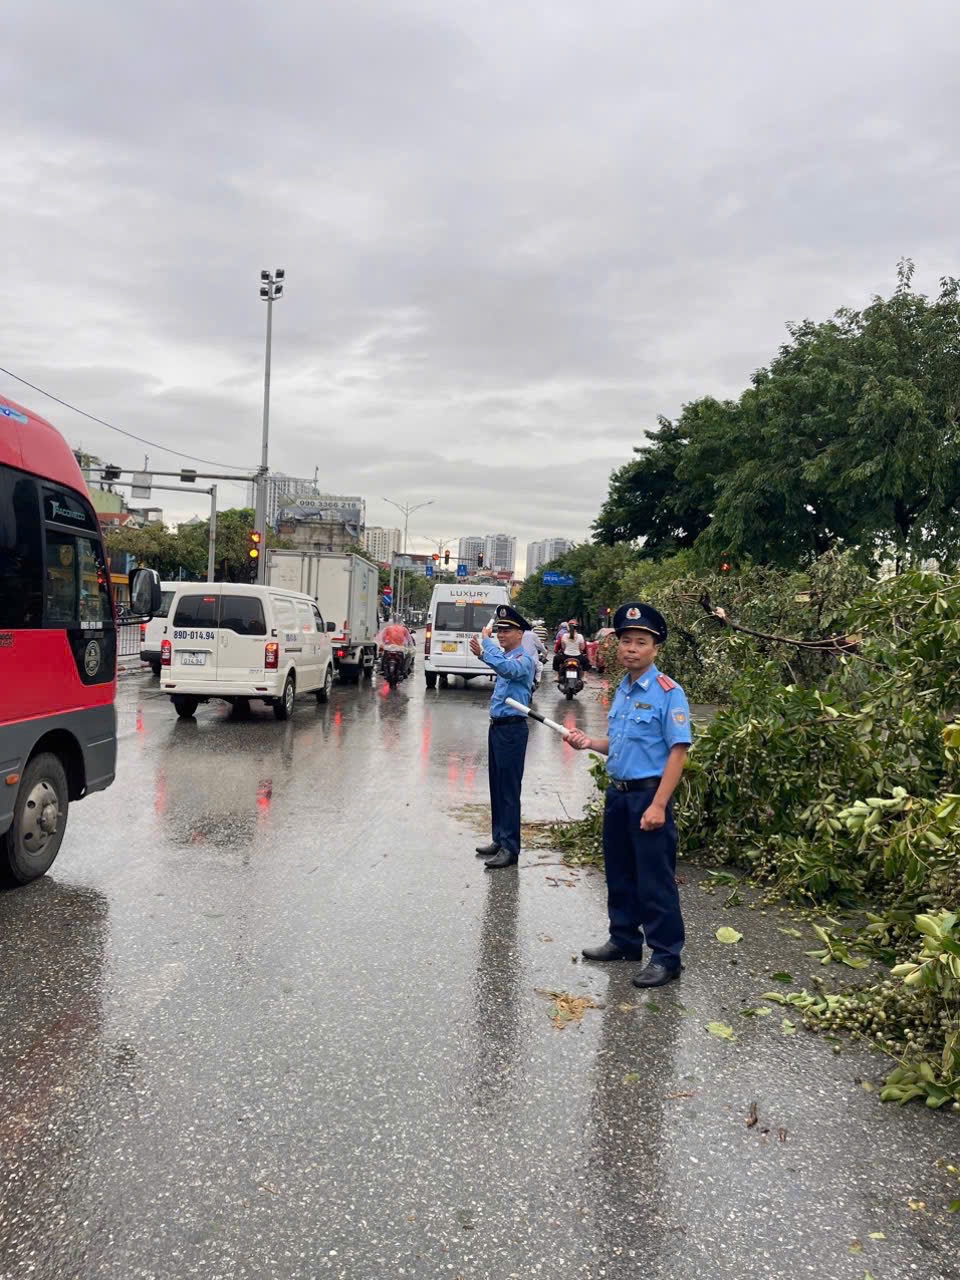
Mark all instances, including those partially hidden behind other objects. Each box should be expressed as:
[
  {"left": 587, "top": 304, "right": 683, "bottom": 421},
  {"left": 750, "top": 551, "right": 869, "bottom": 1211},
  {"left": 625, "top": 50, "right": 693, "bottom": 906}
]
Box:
[
  {"left": 0, "top": 467, "right": 43, "bottom": 628},
  {"left": 43, "top": 529, "right": 111, "bottom": 626}
]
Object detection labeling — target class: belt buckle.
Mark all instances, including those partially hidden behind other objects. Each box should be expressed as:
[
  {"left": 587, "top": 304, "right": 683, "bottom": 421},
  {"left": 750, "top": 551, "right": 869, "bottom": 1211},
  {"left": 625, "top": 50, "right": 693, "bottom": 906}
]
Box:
[{"left": 612, "top": 779, "right": 628, "bottom": 792}]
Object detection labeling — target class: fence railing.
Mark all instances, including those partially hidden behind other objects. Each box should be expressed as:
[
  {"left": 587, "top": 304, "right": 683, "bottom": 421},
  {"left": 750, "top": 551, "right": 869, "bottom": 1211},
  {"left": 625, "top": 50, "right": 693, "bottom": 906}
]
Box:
[{"left": 117, "top": 625, "right": 142, "bottom": 658}]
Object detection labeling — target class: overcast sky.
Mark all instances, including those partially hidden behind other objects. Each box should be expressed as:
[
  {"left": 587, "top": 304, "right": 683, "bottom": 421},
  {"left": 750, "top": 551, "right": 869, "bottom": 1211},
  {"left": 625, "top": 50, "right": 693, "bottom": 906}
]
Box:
[{"left": 3, "top": 0, "right": 958, "bottom": 567}]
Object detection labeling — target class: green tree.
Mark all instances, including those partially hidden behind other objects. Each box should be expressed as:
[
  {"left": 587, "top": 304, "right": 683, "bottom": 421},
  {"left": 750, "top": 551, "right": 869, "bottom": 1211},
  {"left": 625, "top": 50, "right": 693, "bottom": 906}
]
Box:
[{"left": 594, "top": 265, "right": 960, "bottom": 569}]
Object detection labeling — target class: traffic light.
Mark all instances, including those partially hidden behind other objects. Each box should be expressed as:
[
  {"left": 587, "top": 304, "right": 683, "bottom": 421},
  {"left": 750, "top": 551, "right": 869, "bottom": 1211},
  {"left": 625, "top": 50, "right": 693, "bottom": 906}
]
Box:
[
  {"left": 444, "top": 549, "right": 450, "bottom": 566},
  {"left": 432, "top": 553, "right": 440, "bottom": 563},
  {"left": 248, "top": 530, "right": 262, "bottom": 579},
  {"left": 477, "top": 552, "right": 483, "bottom": 568}
]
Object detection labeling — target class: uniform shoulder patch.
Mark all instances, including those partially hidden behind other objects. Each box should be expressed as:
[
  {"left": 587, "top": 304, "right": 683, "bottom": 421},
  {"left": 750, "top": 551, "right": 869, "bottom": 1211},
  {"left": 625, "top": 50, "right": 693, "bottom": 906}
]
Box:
[{"left": 656, "top": 674, "right": 677, "bottom": 691}]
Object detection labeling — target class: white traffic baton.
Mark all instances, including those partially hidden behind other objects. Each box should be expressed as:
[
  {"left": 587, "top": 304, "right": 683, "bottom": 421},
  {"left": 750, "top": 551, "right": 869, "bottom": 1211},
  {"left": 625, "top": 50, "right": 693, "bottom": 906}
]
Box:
[{"left": 504, "top": 697, "right": 571, "bottom": 738}]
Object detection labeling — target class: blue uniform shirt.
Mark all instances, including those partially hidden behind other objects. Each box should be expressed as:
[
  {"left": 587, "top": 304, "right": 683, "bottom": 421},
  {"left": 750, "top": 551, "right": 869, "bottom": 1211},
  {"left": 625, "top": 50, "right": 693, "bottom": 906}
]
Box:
[
  {"left": 480, "top": 637, "right": 536, "bottom": 717},
  {"left": 607, "top": 664, "right": 692, "bottom": 780}
]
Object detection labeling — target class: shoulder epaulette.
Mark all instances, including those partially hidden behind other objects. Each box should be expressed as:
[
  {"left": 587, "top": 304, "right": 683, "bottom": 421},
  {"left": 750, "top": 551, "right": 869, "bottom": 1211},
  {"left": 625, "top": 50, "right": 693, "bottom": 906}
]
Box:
[{"left": 656, "top": 673, "right": 677, "bottom": 691}]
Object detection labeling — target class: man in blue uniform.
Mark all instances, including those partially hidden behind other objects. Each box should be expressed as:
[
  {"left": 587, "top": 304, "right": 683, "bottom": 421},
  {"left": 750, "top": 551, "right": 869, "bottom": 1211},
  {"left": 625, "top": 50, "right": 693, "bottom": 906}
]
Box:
[
  {"left": 469, "top": 604, "right": 537, "bottom": 869},
  {"left": 567, "top": 603, "right": 692, "bottom": 987}
]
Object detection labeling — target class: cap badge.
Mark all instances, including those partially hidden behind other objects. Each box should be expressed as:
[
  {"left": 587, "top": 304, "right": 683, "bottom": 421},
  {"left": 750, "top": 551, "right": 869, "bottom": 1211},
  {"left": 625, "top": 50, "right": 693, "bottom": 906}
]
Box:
[
  {"left": 626, "top": 606, "right": 641, "bottom": 620},
  {"left": 498, "top": 606, "right": 507, "bottom": 617}
]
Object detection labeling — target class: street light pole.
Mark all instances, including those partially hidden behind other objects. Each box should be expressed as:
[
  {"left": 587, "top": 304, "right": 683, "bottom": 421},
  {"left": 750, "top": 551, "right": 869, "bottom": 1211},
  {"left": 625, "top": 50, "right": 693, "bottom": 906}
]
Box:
[
  {"left": 382, "top": 496, "right": 433, "bottom": 617},
  {"left": 254, "top": 267, "right": 286, "bottom": 583}
]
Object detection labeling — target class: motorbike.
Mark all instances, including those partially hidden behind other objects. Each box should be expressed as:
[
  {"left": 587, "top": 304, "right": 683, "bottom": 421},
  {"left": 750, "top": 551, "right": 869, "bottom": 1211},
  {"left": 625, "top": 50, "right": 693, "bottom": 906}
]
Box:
[
  {"left": 557, "top": 656, "right": 584, "bottom": 699},
  {"left": 380, "top": 648, "right": 414, "bottom": 689}
]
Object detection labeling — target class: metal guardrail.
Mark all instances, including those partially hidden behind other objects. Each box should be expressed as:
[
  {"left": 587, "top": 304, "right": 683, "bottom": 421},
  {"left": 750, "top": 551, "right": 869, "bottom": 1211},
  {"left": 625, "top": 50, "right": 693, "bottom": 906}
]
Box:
[{"left": 117, "top": 625, "right": 141, "bottom": 657}]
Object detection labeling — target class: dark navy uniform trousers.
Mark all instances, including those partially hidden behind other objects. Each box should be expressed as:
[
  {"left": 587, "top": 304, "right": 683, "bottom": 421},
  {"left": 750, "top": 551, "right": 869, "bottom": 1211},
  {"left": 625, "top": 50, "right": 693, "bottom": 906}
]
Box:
[
  {"left": 488, "top": 718, "right": 528, "bottom": 856},
  {"left": 603, "top": 783, "right": 684, "bottom": 963}
]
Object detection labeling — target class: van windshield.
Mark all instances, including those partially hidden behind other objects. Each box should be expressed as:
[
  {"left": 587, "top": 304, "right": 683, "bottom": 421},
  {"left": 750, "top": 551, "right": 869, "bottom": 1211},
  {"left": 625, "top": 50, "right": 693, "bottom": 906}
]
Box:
[
  {"left": 434, "top": 601, "right": 497, "bottom": 633},
  {"left": 156, "top": 590, "right": 175, "bottom": 619}
]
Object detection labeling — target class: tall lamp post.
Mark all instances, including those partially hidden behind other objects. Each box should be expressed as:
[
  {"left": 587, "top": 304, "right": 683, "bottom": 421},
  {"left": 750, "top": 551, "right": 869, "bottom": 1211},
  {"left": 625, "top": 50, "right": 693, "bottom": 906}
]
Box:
[
  {"left": 383, "top": 496, "right": 434, "bottom": 617},
  {"left": 253, "top": 266, "right": 285, "bottom": 583}
]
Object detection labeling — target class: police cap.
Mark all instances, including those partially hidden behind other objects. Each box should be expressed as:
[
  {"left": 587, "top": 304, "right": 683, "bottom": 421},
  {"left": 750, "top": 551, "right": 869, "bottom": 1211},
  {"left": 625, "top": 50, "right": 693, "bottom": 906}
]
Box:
[
  {"left": 613, "top": 602, "right": 667, "bottom": 643},
  {"left": 493, "top": 604, "right": 531, "bottom": 632}
]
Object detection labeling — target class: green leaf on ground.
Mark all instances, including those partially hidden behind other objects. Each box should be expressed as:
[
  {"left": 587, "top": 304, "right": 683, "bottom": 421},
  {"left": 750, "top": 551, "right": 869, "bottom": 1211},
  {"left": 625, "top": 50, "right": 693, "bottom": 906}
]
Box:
[
  {"left": 778, "top": 927, "right": 803, "bottom": 938},
  {"left": 948, "top": 1200, "right": 960, "bottom": 1213},
  {"left": 867, "top": 1232, "right": 885, "bottom": 1240},
  {"left": 623, "top": 1072, "right": 641, "bottom": 1084},
  {"left": 740, "top": 1006, "right": 772, "bottom": 1017},
  {"left": 715, "top": 927, "right": 743, "bottom": 944},
  {"left": 705, "top": 1021, "right": 736, "bottom": 1041},
  {"left": 770, "top": 971, "right": 793, "bottom": 984},
  {"left": 781, "top": 1018, "right": 797, "bottom": 1036}
]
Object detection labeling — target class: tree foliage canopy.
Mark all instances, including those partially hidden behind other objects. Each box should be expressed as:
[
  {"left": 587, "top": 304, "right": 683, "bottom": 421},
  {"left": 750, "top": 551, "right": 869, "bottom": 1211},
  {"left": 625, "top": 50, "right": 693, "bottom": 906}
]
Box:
[{"left": 594, "top": 264, "right": 960, "bottom": 568}]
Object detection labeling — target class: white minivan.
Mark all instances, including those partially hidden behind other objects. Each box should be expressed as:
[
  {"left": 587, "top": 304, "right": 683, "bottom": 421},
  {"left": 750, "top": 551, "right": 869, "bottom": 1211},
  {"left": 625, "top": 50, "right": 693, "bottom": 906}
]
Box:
[
  {"left": 160, "top": 583, "right": 335, "bottom": 720},
  {"left": 423, "top": 583, "right": 511, "bottom": 689}
]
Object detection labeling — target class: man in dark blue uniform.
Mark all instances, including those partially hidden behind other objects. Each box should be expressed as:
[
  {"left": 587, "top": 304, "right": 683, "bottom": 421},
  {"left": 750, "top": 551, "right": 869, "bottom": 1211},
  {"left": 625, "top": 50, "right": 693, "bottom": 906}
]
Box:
[
  {"left": 469, "top": 604, "right": 536, "bottom": 869},
  {"left": 567, "top": 603, "right": 692, "bottom": 987}
]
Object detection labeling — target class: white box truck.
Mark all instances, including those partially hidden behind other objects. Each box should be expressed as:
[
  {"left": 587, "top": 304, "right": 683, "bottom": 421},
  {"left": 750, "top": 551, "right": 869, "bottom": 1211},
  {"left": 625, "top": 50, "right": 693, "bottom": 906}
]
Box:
[{"left": 265, "top": 550, "right": 380, "bottom": 684}]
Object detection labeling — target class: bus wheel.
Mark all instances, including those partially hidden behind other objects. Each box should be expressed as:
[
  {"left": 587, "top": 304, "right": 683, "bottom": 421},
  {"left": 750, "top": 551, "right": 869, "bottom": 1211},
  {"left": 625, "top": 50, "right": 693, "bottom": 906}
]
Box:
[
  {"left": 172, "top": 695, "right": 200, "bottom": 719},
  {"left": 0, "top": 753, "right": 69, "bottom": 885},
  {"left": 425, "top": 672, "right": 437, "bottom": 690}
]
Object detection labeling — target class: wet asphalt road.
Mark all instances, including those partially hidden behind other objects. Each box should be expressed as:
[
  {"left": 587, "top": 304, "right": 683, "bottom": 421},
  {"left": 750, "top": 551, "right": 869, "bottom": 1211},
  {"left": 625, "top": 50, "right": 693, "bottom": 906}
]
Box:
[{"left": 1, "top": 657, "right": 957, "bottom": 1280}]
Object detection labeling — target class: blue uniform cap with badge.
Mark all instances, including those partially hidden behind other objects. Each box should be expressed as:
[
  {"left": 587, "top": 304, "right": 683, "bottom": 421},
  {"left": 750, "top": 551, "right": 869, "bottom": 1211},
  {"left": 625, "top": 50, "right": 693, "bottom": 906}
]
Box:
[
  {"left": 493, "top": 604, "right": 531, "bottom": 632},
  {"left": 613, "top": 602, "right": 668, "bottom": 643}
]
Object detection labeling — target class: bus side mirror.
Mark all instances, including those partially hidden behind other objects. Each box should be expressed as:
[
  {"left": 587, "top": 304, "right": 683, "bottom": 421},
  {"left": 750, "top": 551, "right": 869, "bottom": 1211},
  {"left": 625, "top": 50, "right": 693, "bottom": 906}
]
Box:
[
  {"left": 326, "top": 620, "right": 336, "bottom": 632},
  {"left": 129, "top": 567, "right": 162, "bottom": 619}
]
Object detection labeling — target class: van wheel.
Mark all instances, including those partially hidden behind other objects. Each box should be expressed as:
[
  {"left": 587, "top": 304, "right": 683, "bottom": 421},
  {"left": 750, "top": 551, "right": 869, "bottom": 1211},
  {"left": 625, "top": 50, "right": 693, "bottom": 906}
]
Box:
[
  {"left": 439, "top": 674, "right": 449, "bottom": 688},
  {"left": 425, "top": 672, "right": 437, "bottom": 690},
  {"left": 274, "top": 675, "right": 296, "bottom": 720},
  {"left": 172, "top": 695, "right": 200, "bottom": 719},
  {"left": 0, "top": 753, "right": 69, "bottom": 886},
  {"left": 362, "top": 660, "right": 373, "bottom": 681},
  {"left": 316, "top": 666, "right": 334, "bottom": 704}
]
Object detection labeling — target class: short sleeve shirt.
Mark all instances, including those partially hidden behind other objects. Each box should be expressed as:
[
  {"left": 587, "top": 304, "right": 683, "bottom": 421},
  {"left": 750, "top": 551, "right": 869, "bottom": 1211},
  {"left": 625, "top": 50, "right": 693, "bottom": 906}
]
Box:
[{"left": 606, "top": 664, "right": 692, "bottom": 780}]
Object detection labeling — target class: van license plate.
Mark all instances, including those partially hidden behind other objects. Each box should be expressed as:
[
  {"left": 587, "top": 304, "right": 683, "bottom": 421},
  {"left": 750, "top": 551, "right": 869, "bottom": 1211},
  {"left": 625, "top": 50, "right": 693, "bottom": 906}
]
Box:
[
  {"left": 181, "top": 652, "right": 207, "bottom": 666},
  {"left": 441, "top": 642, "right": 457, "bottom": 653}
]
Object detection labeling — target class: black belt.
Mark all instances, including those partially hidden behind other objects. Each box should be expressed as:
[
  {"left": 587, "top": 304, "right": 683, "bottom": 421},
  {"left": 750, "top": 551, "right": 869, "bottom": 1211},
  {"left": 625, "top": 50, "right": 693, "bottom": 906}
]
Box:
[
  {"left": 609, "top": 776, "right": 661, "bottom": 791},
  {"left": 490, "top": 716, "right": 526, "bottom": 725}
]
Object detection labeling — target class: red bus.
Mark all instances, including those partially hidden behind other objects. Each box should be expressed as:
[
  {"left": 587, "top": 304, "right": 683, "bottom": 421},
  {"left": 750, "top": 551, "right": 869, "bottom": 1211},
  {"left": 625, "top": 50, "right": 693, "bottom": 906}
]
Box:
[{"left": 0, "top": 394, "right": 158, "bottom": 885}]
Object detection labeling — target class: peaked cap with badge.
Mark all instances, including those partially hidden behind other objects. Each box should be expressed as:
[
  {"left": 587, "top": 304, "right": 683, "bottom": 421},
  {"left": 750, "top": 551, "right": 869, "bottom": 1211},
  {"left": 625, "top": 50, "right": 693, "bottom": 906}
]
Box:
[
  {"left": 613, "top": 601, "right": 668, "bottom": 643},
  {"left": 493, "top": 604, "right": 531, "bottom": 632}
]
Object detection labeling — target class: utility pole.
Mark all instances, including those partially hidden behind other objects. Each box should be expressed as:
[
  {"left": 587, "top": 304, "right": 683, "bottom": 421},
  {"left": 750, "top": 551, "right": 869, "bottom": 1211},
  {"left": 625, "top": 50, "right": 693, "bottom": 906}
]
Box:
[
  {"left": 254, "top": 267, "right": 285, "bottom": 583},
  {"left": 206, "top": 485, "right": 218, "bottom": 583}
]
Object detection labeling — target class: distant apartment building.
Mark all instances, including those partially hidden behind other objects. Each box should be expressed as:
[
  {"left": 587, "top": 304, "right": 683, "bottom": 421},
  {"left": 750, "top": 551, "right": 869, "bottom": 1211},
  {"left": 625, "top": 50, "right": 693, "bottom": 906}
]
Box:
[
  {"left": 483, "top": 534, "right": 517, "bottom": 576},
  {"left": 364, "top": 526, "right": 402, "bottom": 564},
  {"left": 458, "top": 536, "right": 486, "bottom": 572},
  {"left": 248, "top": 472, "right": 321, "bottom": 528},
  {"left": 525, "top": 537, "right": 573, "bottom": 577}
]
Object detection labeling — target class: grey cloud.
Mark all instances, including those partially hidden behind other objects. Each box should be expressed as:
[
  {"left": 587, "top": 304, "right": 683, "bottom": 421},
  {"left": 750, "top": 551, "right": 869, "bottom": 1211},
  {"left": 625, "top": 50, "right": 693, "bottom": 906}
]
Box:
[{"left": 3, "top": 0, "right": 959, "bottom": 555}]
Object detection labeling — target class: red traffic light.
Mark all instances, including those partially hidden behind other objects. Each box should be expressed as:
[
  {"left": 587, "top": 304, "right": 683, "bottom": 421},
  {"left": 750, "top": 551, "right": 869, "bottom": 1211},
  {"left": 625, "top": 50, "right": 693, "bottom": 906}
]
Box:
[
  {"left": 444, "top": 550, "right": 450, "bottom": 565},
  {"left": 249, "top": 529, "right": 262, "bottom": 560},
  {"left": 432, "top": 553, "right": 440, "bottom": 562}
]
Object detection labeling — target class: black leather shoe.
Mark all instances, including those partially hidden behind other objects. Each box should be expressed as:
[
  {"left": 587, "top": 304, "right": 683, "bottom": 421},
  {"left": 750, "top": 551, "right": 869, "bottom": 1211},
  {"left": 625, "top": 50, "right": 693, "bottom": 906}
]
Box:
[
  {"left": 476, "top": 842, "right": 501, "bottom": 857},
  {"left": 632, "top": 961, "right": 682, "bottom": 988},
  {"left": 582, "top": 941, "right": 644, "bottom": 962},
  {"left": 484, "top": 849, "right": 519, "bottom": 869}
]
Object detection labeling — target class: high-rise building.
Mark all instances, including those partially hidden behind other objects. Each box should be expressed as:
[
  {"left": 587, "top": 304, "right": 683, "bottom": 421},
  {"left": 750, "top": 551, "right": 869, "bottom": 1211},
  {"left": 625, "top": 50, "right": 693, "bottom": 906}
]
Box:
[
  {"left": 247, "top": 472, "right": 327, "bottom": 529},
  {"left": 526, "top": 537, "right": 574, "bottom": 576},
  {"left": 483, "top": 534, "right": 517, "bottom": 576},
  {"left": 364, "top": 526, "right": 402, "bottom": 564},
  {"left": 458, "top": 536, "right": 486, "bottom": 573}
]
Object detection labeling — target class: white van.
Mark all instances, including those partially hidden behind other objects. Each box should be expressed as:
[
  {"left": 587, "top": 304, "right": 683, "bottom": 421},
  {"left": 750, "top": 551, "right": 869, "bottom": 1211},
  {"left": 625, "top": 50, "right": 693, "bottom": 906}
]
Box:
[
  {"left": 423, "top": 583, "right": 511, "bottom": 688},
  {"left": 159, "top": 583, "right": 335, "bottom": 720},
  {"left": 139, "top": 580, "right": 178, "bottom": 675}
]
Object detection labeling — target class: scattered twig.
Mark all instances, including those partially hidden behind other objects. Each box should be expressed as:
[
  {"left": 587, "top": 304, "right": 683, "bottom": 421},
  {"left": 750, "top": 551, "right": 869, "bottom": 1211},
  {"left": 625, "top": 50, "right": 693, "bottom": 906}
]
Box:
[{"left": 746, "top": 1101, "right": 759, "bottom": 1128}]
